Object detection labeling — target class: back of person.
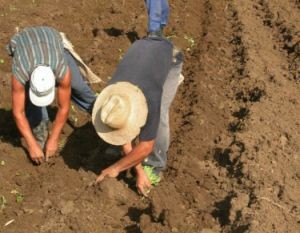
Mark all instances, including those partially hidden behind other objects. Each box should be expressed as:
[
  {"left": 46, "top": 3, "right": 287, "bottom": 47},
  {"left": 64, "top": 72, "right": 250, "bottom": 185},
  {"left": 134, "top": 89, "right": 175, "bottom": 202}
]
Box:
[
  {"left": 92, "top": 35, "right": 184, "bottom": 195},
  {"left": 8, "top": 26, "right": 67, "bottom": 85},
  {"left": 108, "top": 37, "right": 173, "bottom": 141}
]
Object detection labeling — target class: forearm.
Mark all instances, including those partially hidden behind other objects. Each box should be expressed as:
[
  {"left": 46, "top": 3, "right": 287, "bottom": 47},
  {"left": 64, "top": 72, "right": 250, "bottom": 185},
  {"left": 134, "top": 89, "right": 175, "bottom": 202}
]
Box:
[
  {"left": 114, "top": 142, "right": 153, "bottom": 173},
  {"left": 13, "top": 111, "right": 38, "bottom": 146},
  {"left": 114, "top": 151, "right": 147, "bottom": 173},
  {"left": 11, "top": 76, "right": 38, "bottom": 147},
  {"left": 122, "top": 143, "right": 144, "bottom": 174},
  {"left": 49, "top": 68, "right": 71, "bottom": 141}
]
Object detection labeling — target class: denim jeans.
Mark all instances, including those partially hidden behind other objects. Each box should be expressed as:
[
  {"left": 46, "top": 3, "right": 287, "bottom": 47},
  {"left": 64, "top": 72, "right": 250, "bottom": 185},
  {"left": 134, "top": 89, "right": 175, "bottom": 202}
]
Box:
[
  {"left": 25, "top": 50, "right": 96, "bottom": 128},
  {"left": 146, "top": 0, "right": 169, "bottom": 32},
  {"left": 143, "top": 51, "right": 183, "bottom": 173}
]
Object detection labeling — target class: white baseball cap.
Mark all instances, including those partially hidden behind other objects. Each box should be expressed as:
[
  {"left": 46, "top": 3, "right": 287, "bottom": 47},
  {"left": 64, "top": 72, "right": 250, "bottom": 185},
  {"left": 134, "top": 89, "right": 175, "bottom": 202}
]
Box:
[{"left": 29, "top": 66, "right": 56, "bottom": 107}]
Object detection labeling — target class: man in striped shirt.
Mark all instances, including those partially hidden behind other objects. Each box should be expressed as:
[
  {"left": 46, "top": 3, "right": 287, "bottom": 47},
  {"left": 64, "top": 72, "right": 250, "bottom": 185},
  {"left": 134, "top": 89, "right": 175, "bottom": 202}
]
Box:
[{"left": 8, "top": 26, "right": 96, "bottom": 164}]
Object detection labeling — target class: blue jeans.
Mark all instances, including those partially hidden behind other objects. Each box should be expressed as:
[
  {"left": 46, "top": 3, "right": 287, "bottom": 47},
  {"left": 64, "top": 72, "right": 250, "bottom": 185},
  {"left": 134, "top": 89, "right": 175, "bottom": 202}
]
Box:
[
  {"left": 146, "top": 0, "right": 169, "bottom": 32},
  {"left": 25, "top": 50, "right": 96, "bottom": 128},
  {"left": 143, "top": 50, "right": 183, "bottom": 173}
]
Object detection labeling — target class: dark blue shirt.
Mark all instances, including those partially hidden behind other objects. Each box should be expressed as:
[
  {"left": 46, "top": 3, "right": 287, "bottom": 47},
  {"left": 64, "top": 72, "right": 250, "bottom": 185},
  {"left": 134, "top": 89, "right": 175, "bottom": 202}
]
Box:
[{"left": 109, "top": 37, "right": 173, "bottom": 141}]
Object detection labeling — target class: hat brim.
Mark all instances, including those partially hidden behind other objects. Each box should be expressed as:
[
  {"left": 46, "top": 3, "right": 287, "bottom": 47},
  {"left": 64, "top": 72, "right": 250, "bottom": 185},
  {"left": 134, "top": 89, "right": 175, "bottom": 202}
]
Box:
[
  {"left": 92, "top": 82, "right": 148, "bottom": 146},
  {"left": 29, "top": 88, "right": 55, "bottom": 107}
]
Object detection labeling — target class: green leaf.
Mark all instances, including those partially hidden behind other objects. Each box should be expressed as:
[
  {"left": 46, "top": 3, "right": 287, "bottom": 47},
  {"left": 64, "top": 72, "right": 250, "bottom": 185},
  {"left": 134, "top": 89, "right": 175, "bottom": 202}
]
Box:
[
  {"left": 0, "top": 196, "right": 7, "bottom": 210},
  {"left": 16, "top": 193, "right": 24, "bottom": 203}
]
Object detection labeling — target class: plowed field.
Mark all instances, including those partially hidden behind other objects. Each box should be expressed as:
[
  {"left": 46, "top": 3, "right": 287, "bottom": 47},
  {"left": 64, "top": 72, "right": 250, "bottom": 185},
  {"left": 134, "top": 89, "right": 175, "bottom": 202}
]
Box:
[{"left": 0, "top": 0, "right": 299, "bottom": 232}]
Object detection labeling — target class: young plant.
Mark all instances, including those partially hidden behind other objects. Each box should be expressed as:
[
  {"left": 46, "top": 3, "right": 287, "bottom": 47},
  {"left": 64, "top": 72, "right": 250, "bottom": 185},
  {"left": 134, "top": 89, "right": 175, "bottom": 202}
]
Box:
[
  {"left": 0, "top": 196, "right": 7, "bottom": 210},
  {"left": 11, "top": 190, "right": 24, "bottom": 203},
  {"left": 118, "top": 48, "right": 124, "bottom": 60},
  {"left": 184, "top": 35, "right": 195, "bottom": 51}
]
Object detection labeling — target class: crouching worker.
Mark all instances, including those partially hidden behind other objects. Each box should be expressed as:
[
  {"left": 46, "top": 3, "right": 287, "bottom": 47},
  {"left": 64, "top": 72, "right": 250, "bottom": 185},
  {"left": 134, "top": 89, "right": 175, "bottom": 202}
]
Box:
[
  {"left": 8, "top": 26, "right": 100, "bottom": 164},
  {"left": 92, "top": 36, "right": 184, "bottom": 196}
]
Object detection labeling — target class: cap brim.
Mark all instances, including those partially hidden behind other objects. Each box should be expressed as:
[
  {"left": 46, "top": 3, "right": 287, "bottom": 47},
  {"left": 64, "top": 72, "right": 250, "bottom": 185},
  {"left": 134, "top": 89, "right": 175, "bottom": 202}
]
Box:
[
  {"left": 92, "top": 82, "right": 148, "bottom": 146},
  {"left": 29, "top": 88, "right": 55, "bottom": 107}
]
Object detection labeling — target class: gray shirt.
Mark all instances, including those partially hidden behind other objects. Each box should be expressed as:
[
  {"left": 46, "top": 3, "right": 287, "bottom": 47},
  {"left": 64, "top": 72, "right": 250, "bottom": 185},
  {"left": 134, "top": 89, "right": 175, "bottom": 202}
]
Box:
[{"left": 109, "top": 37, "right": 173, "bottom": 141}]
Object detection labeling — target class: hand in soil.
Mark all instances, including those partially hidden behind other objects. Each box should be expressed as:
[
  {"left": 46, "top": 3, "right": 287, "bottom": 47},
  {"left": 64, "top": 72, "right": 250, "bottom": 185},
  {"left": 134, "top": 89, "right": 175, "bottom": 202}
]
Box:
[
  {"left": 136, "top": 168, "right": 152, "bottom": 197},
  {"left": 45, "top": 138, "right": 58, "bottom": 161},
  {"left": 28, "top": 143, "right": 44, "bottom": 165},
  {"left": 96, "top": 166, "right": 119, "bottom": 183}
]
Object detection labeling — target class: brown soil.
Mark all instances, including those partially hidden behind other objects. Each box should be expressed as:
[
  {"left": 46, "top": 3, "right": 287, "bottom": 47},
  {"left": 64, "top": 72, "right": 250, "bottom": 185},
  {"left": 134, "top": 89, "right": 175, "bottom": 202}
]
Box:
[{"left": 0, "top": 0, "right": 299, "bottom": 232}]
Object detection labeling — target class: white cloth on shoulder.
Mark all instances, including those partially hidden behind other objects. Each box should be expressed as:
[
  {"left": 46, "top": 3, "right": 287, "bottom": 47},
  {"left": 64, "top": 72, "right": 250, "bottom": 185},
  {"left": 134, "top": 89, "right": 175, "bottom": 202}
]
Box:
[{"left": 60, "top": 32, "right": 102, "bottom": 84}]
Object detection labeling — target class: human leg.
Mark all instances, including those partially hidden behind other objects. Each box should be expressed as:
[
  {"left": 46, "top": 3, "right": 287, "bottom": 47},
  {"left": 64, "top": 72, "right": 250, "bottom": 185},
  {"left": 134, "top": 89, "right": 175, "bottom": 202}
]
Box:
[
  {"left": 64, "top": 50, "right": 96, "bottom": 113},
  {"left": 143, "top": 50, "right": 184, "bottom": 174},
  {"left": 146, "top": 0, "right": 163, "bottom": 33},
  {"left": 25, "top": 85, "right": 49, "bottom": 148},
  {"left": 160, "top": 0, "right": 169, "bottom": 29}
]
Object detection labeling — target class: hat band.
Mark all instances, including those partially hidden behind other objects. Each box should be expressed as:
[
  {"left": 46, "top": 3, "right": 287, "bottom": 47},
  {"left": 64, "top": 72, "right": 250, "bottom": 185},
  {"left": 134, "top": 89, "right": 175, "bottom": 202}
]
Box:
[{"left": 30, "top": 85, "right": 54, "bottom": 97}]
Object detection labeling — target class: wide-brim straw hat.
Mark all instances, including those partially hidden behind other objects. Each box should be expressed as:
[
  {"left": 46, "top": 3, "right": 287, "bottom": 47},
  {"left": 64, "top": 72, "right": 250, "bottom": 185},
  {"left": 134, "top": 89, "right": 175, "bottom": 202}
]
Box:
[{"left": 92, "top": 82, "right": 148, "bottom": 145}]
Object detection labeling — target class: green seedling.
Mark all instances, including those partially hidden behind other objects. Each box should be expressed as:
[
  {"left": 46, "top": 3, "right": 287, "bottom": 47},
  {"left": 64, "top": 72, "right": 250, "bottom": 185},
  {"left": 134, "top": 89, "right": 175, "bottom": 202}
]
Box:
[
  {"left": 11, "top": 190, "right": 24, "bottom": 203},
  {"left": 0, "top": 160, "right": 5, "bottom": 166},
  {"left": 16, "top": 193, "right": 24, "bottom": 203},
  {"left": 9, "top": 4, "right": 17, "bottom": 11},
  {"left": 184, "top": 35, "right": 195, "bottom": 51},
  {"left": 118, "top": 48, "right": 123, "bottom": 60},
  {"left": 143, "top": 166, "right": 161, "bottom": 186},
  {"left": 0, "top": 196, "right": 7, "bottom": 210}
]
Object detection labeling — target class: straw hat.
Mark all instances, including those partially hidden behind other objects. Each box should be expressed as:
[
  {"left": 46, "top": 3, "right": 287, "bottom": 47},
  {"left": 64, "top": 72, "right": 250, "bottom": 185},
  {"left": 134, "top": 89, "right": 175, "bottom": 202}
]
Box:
[{"left": 92, "top": 82, "right": 148, "bottom": 145}]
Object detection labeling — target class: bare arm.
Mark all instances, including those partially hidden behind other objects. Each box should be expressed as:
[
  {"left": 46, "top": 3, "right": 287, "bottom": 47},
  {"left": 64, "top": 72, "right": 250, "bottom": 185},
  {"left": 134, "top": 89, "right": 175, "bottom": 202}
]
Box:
[
  {"left": 115, "top": 140, "right": 154, "bottom": 172},
  {"left": 96, "top": 140, "right": 154, "bottom": 181},
  {"left": 121, "top": 142, "right": 153, "bottom": 195},
  {"left": 45, "top": 68, "right": 71, "bottom": 158},
  {"left": 122, "top": 142, "right": 148, "bottom": 175},
  {"left": 11, "top": 76, "right": 44, "bottom": 164}
]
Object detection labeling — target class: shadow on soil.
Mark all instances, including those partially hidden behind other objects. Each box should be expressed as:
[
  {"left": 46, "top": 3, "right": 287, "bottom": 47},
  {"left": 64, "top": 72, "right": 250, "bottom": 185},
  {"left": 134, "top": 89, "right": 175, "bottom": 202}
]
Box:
[
  {"left": 0, "top": 108, "right": 20, "bottom": 146},
  {"left": 60, "top": 122, "right": 111, "bottom": 173}
]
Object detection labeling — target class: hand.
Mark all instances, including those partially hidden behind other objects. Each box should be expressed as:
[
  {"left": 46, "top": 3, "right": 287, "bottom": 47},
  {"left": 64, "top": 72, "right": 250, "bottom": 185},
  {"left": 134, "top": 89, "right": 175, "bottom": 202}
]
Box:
[
  {"left": 28, "top": 143, "right": 44, "bottom": 164},
  {"left": 45, "top": 137, "right": 58, "bottom": 161},
  {"left": 96, "top": 166, "right": 119, "bottom": 183},
  {"left": 136, "top": 169, "right": 152, "bottom": 196}
]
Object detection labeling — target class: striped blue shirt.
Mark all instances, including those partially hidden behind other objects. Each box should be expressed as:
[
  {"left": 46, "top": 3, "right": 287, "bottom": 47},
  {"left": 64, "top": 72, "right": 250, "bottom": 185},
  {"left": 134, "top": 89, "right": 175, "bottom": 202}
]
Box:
[{"left": 8, "top": 26, "right": 68, "bottom": 85}]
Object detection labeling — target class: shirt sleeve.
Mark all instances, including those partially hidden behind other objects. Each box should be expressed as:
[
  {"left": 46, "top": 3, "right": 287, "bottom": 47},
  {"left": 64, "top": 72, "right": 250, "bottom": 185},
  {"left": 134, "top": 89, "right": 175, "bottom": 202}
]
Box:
[
  {"left": 12, "top": 56, "right": 29, "bottom": 85},
  {"left": 139, "top": 95, "right": 162, "bottom": 141},
  {"left": 53, "top": 41, "right": 68, "bottom": 80}
]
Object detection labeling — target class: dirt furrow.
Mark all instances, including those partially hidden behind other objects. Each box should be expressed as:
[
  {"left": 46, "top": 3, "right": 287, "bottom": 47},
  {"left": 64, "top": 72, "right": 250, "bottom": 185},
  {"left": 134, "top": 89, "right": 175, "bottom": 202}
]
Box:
[
  {"left": 0, "top": 0, "right": 299, "bottom": 232},
  {"left": 228, "top": 0, "right": 300, "bottom": 232},
  {"left": 254, "top": 0, "right": 300, "bottom": 82}
]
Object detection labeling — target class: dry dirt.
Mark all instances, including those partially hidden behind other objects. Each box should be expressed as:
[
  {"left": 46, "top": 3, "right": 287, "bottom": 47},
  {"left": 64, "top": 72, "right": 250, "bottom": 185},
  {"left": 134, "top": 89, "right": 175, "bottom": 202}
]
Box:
[{"left": 0, "top": 0, "right": 300, "bottom": 232}]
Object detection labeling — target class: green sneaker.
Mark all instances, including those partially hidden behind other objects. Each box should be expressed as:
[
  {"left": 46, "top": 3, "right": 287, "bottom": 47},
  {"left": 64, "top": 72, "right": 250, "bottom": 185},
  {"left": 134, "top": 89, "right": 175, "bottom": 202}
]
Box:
[{"left": 143, "top": 166, "right": 161, "bottom": 186}]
